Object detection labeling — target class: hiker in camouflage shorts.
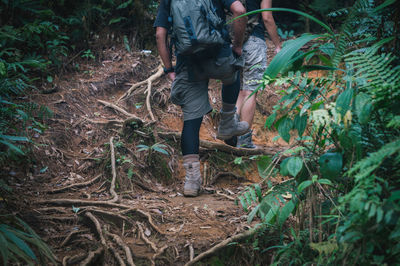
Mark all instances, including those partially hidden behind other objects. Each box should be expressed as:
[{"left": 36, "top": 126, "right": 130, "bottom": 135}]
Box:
[
  {"left": 227, "top": 0, "right": 281, "bottom": 148},
  {"left": 154, "top": 0, "right": 248, "bottom": 197}
]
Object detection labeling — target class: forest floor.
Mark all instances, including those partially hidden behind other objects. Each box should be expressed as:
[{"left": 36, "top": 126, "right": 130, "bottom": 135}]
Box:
[{"left": 4, "top": 41, "right": 290, "bottom": 265}]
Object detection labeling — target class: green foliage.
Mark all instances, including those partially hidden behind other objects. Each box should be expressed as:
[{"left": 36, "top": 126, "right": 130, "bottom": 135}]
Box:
[
  {"left": 240, "top": 0, "right": 400, "bottom": 264},
  {"left": 0, "top": 216, "right": 56, "bottom": 265}
]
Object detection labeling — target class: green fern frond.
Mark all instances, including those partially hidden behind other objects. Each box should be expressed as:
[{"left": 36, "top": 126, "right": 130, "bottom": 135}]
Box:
[
  {"left": 345, "top": 49, "right": 400, "bottom": 99},
  {"left": 347, "top": 139, "right": 400, "bottom": 181}
]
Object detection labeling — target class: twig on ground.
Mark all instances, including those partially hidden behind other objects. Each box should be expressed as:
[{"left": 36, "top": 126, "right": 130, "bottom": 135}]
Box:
[
  {"left": 189, "top": 244, "right": 194, "bottom": 261},
  {"left": 106, "top": 232, "right": 136, "bottom": 266},
  {"left": 109, "top": 137, "right": 119, "bottom": 202},
  {"left": 79, "top": 247, "right": 104, "bottom": 266},
  {"left": 184, "top": 226, "right": 265, "bottom": 266},
  {"left": 144, "top": 67, "right": 163, "bottom": 121},
  {"left": 118, "top": 65, "right": 163, "bottom": 102},
  {"left": 49, "top": 174, "right": 102, "bottom": 194},
  {"left": 216, "top": 190, "right": 235, "bottom": 201}
]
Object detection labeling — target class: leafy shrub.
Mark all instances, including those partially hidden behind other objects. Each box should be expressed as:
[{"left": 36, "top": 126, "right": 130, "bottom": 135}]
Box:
[{"left": 237, "top": 0, "right": 400, "bottom": 264}]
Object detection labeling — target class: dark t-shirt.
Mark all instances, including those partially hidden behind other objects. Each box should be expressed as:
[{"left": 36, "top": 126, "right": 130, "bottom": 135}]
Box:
[
  {"left": 246, "top": 0, "right": 266, "bottom": 40},
  {"left": 154, "top": 0, "right": 236, "bottom": 71}
]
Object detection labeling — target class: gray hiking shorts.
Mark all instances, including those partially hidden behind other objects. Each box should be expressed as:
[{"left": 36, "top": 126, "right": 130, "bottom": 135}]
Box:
[
  {"left": 171, "top": 49, "right": 244, "bottom": 121},
  {"left": 242, "top": 36, "right": 267, "bottom": 91}
]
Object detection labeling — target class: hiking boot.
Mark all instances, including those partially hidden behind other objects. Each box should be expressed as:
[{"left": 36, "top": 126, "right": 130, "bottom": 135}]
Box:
[
  {"left": 183, "top": 161, "right": 202, "bottom": 197},
  {"left": 237, "top": 130, "right": 257, "bottom": 149},
  {"left": 217, "top": 108, "right": 249, "bottom": 140}
]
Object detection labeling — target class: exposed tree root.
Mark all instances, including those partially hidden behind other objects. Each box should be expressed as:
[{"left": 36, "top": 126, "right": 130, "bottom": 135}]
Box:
[
  {"left": 158, "top": 131, "right": 279, "bottom": 156},
  {"left": 85, "top": 212, "right": 107, "bottom": 246},
  {"left": 79, "top": 246, "right": 104, "bottom": 266},
  {"left": 210, "top": 171, "right": 250, "bottom": 185},
  {"left": 61, "top": 229, "right": 89, "bottom": 247},
  {"left": 37, "top": 199, "right": 134, "bottom": 208},
  {"left": 109, "top": 245, "right": 126, "bottom": 266},
  {"left": 106, "top": 232, "right": 136, "bottom": 266},
  {"left": 118, "top": 65, "right": 163, "bottom": 103},
  {"left": 109, "top": 137, "right": 119, "bottom": 202},
  {"left": 83, "top": 117, "right": 124, "bottom": 127},
  {"left": 137, "top": 222, "right": 158, "bottom": 252},
  {"left": 48, "top": 174, "right": 102, "bottom": 194},
  {"left": 153, "top": 244, "right": 168, "bottom": 262},
  {"left": 184, "top": 226, "right": 265, "bottom": 266},
  {"left": 97, "top": 99, "right": 144, "bottom": 122},
  {"left": 120, "top": 208, "right": 168, "bottom": 235},
  {"left": 62, "top": 254, "right": 86, "bottom": 266}
]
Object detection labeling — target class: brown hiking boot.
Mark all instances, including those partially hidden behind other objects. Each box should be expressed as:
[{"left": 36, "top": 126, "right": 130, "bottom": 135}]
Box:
[{"left": 183, "top": 161, "right": 202, "bottom": 197}]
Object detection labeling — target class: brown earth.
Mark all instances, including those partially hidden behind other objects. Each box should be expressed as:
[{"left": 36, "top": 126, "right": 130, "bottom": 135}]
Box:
[{"left": 3, "top": 40, "right": 289, "bottom": 265}]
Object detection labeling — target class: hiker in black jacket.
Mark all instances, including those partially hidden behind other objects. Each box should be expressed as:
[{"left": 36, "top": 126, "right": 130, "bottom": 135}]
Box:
[{"left": 154, "top": 0, "right": 248, "bottom": 196}]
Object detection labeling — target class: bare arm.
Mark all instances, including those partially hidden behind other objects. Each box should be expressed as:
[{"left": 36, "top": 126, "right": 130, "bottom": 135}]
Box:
[
  {"left": 260, "top": 0, "right": 281, "bottom": 52},
  {"left": 230, "top": 1, "right": 247, "bottom": 56},
  {"left": 156, "top": 27, "right": 175, "bottom": 80}
]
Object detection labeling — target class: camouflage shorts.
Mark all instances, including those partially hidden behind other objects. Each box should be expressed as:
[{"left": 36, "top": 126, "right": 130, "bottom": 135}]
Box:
[{"left": 242, "top": 35, "right": 267, "bottom": 91}]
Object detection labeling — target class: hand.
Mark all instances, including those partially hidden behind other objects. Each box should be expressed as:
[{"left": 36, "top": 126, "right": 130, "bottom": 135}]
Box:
[
  {"left": 232, "top": 46, "right": 242, "bottom": 57},
  {"left": 275, "top": 46, "right": 281, "bottom": 54},
  {"left": 167, "top": 72, "right": 176, "bottom": 81}
]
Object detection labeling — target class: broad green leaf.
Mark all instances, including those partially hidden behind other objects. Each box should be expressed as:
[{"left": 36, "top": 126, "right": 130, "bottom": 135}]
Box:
[
  {"left": 229, "top": 8, "right": 333, "bottom": 34},
  {"left": 318, "top": 179, "right": 333, "bottom": 186},
  {"left": 374, "top": 0, "right": 396, "bottom": 12},
  {"left": 287, "top": 157, "right": 303, "bottom": 177},
  {"left": 376, "top": 208, "right": 384, "bottom": 223},
  {"left": 0, "top": 140, "right": 24, "bottom": 155},
  {"left": 278, "top": 117, "right": 293, "bottom": 143},
  {"left": 0, "top": 226, "right": 37, "bottom": 260},
  {"left": 278, "top": 199, "right": 296, "bottom": 226},
  {"left": 257, "top": 155, "right": 272, "bottom": 178},
  {"left": 319, "top": 152, "right": 343, "bottom": 180},
  {"left": 294, "top": 114, "right": 308, "bottom": 136},
  {"left": 298, "top": 180, "right": 312, "bottom": 193},
  {"left": 265, "top": 112, "right": 277, "bottom": 129},
  {"left": 247, "top": 204, "right": 260, "bottom": 224},
  {"left": 280, "top": 157, "right": 290, "bottom": 176},
  {"left": 355, "top": 93, "right": 373, "bottom": 124},
  {"left": 0, "top": 135, "right": 29, "bottom": 142},
  {"left": 152, "top": 146, "right": 169, "bottom": 155},
  {"left": 234, "top": 157, "right": 243, "bottom": 165},
  {"left": 300, "top": 102, "right": 311, "bottom": 116},
  {"left": 336, "top": 89, "right": 354, "bottom": 117},
  {"left": 264, "top": 34, "right": 323, "bottom": 79}
]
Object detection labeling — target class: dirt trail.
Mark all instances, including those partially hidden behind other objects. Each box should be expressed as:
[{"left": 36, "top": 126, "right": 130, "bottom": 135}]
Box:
[{"left": 10, "top": 42, "right": 286, "bottom": 265}]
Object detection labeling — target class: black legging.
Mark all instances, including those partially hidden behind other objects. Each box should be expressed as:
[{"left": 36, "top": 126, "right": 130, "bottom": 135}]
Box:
[
  {"left": 181, "top": 116, "right": 203, "bottom": 155},
  {"left": 181, "top": 72, "right": 240, "bottom": 155},
  {"left": 221, "top": 71, "right": 240, "bottom": 104}
]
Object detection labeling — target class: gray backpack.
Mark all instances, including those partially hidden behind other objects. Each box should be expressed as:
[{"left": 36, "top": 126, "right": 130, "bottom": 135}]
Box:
[{"left": 169, "top": 0, "right": 226, "bottom": 55}]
